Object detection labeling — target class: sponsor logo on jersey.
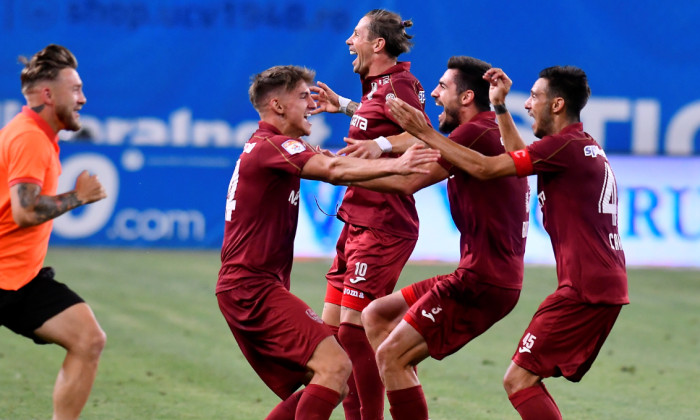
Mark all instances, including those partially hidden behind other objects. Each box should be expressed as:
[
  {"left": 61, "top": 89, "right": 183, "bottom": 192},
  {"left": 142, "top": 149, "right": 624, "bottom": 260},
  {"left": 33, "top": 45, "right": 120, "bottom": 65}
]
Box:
[
  {"left": 343, "top": 287, "right": 365, "bottom": 300},
  {"left": 421, "top": 306, "right": 443, "bottom": 323},
  {"left": 349, "top": 276, "right": 366, "bottom": 284},
  {"left": 584, "top": 145, "right": 606, "bottom": 158},
  {"left": 281, "top": 139, "right": 306, "bottom": 155},
  {"left": 305, "top": 308, "right": 323, "bottom": 324},
  {"left": 418, "top": 90, "right": 425, "bottom": 104},
  {"left": 350, "top": 114, "right": 368, "bottom": 130},
  {"left": 243, "top": 142, "right": 256, "bottom": 153}
]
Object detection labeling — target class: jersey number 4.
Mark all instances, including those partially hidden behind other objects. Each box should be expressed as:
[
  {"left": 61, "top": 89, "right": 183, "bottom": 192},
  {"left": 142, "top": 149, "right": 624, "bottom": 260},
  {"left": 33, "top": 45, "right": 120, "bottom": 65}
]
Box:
[
  {"left": 598, "top": 162, "right": 618, "bottom": 226},
  {"left": 225, "top": 159, "right": 241, "bottom": 221}
]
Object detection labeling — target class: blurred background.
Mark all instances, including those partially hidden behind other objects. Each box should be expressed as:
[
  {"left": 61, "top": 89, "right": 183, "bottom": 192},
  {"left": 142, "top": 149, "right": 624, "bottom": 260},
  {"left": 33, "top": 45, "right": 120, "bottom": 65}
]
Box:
[{"left": 1, "top": 0, "right": 698, "bottom": 267}]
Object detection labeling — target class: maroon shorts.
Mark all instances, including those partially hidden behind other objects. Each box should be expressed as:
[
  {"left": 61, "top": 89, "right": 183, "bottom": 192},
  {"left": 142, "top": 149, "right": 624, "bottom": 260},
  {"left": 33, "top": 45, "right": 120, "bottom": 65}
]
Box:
[
  {"left": 402, "top": 268, "right": 521, "bottom": 360},
  {"left": 217, "top": 277, "right": 333, "bottom": 399},
  {"left": 325, "top": 224, "right": 417, "bottom": 311},
  {"left": 512, "top": 291, "right": 622, "bottom": 382}
]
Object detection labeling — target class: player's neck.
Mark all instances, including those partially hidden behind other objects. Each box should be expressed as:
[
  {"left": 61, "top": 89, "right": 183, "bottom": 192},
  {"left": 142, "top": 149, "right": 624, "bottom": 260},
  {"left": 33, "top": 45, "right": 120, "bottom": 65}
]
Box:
[{"left": 365, "top": 55, "right": 397, "bottom": 78}]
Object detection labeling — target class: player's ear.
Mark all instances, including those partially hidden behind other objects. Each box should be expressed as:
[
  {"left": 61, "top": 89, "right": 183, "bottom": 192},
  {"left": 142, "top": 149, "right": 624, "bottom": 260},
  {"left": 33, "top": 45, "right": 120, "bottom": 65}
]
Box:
[
  {"left": 552, "top": 97, "right": 565, "bottom": 114},
  {"left": 460, "top": 90, "right": 474, "bottom": 106},
  {"left": 373, "top": 37, "right": 385, "bottom": 53},
  {"left": 41, "top": 86, "right": 54, "bottom": 106},
  {"left": 270, "top": 97, "right": 284, "bottom": 115}
]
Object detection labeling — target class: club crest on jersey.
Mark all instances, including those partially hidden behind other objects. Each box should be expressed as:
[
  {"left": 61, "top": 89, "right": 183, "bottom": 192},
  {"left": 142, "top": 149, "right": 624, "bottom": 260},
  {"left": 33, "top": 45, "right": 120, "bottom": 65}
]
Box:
[
  {"left": 282, "top": 139, "right": 306, "bottom": 155},
  {"left": 584, "top": 145, "right": 606, "bottom": 158},
  {"left": 385, "top": 93, "right": 396, "bottom": 101}
]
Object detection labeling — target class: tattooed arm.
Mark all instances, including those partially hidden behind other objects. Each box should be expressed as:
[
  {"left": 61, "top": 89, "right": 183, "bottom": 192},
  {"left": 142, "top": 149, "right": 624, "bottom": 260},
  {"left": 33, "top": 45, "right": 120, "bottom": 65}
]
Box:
[{"left": 10, "top": 170, "right": 106, "bottom": 227}]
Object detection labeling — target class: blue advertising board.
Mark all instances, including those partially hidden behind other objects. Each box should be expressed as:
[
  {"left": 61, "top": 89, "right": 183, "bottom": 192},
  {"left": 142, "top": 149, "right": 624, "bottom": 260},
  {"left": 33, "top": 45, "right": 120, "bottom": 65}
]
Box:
[{"left": 2, "top": 1, "right": 699, "bottom": 266}]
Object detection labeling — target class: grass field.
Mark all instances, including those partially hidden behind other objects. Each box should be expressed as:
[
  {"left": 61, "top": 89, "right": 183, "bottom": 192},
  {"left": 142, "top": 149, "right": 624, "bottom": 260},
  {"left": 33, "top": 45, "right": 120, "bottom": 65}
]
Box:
[{"left": 1, "top": 248, "right": 699, "bottom": 419}]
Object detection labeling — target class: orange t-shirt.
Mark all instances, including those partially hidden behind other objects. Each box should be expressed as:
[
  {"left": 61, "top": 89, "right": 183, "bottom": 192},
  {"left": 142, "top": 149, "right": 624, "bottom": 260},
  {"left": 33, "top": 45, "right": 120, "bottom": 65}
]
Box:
[{"left": 0, "top": 106, "right": 61, "bottom": 290}]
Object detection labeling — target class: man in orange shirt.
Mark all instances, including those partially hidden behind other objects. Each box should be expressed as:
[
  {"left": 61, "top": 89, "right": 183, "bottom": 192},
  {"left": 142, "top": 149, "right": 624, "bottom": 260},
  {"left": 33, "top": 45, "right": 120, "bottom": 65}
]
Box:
[{"left": 0, "top": 44, "right": 107, "bottom": 420}]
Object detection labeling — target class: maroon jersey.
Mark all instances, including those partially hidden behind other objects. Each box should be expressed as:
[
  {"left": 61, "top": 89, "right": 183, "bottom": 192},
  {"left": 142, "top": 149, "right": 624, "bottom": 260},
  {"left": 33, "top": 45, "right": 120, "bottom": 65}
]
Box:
[
  {"left": 217, "top": 121, "right": 317, "bottom": 293},
  {"left": 338, "top": 62, "right": 428, "bottom": 239},
  {"left": 510, "top": 123, "right": 628, "bottom": 305},
  {"left": 439, "top": 111, "right": 529, "bottom": 290}
]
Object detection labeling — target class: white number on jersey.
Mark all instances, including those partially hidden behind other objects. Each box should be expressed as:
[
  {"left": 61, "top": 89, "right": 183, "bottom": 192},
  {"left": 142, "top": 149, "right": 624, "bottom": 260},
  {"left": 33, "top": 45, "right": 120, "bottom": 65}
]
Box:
[
  {"left": 225, "top": 159, "right": 241, "bottom": 221},
  {"left": 288, "top": 190, "right": 300, "bottom": 206},
  {"left": 598, "top": 162, "right": 618, "bottom": 226}
]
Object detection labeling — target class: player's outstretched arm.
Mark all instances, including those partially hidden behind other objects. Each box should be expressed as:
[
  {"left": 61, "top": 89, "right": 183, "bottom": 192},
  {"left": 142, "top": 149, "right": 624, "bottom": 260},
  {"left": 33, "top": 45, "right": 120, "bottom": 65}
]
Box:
[
  {"left": 10, "top": 170, "right": 107, "bottom": 227},
  {"left": 483, "top": 68, "right": 527, "bottom": 152},
  {"left": 310, "top": 81, "right": 359, "bottom": 117},
  {"left": 301, "top": 143, "right": 439, "bottom": 185},
  {"left": 387, "top": 97, "right": 517, "bottom": 180},
  {"left": 337, "top": 132, "right": 424, "bottom": 158}
]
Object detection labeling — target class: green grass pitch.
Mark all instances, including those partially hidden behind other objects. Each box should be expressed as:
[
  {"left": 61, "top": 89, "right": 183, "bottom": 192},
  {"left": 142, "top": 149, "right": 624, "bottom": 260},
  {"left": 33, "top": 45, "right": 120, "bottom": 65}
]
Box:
[{"left": 1, "top": 248, "right": 698, "bottom": 419}]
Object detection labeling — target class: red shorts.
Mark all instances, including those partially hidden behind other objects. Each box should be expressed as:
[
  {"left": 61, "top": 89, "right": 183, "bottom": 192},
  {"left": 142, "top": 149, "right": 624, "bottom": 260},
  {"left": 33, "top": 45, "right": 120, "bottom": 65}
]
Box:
[
  {"left": 512, "top": 290, "right": 622, "bottom": 382},
  {"left": 217, "top": 277, "right": 333, "bottom": 399},
  {"left": 402, "top": 268, "right": 521, "bottom": 360},
  {"left": 325, "top": 224, "right": 417, "bottom": 311}
]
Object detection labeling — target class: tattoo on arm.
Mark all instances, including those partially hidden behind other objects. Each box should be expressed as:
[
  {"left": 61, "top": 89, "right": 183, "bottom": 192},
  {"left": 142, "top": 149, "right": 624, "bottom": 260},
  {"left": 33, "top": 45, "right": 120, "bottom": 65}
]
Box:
[
  {"left": 345, "top": 101, "right": 359, "bottom": 117},
  {"left": 16, "top": 183, "right": 83, "bottom": 225}
]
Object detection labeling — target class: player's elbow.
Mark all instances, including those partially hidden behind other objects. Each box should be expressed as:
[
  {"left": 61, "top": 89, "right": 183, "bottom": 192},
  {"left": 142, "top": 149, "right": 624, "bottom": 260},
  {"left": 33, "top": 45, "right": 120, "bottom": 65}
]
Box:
[{"left": 12, "top": 211, "right": 37, "bottom": 228}]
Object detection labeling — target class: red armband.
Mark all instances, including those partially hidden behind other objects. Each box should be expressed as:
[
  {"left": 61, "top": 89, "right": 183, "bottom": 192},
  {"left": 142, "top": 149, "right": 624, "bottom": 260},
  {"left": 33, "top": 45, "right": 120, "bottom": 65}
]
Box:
[{"left": 509, "top": 149, "right": 534, "bottom": 177}]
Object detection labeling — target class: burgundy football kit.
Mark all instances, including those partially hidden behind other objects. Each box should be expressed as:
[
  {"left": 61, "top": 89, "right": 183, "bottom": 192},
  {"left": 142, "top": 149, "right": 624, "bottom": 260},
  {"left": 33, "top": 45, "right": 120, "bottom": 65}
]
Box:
[
  {"left": 325, "top": 61, "right": 429, "bottom": 420},
  {"left": 400, "top": 111, "right": 530, "bottom": 360},
  {"left": 326, "top": 61, "right": 429, "bottom": 309},
  {"left": 507, "top": 123, "right": 629, "bottom": 415},
  {"left": 216, "top": 121, "right": 332, "bottom": 401}
]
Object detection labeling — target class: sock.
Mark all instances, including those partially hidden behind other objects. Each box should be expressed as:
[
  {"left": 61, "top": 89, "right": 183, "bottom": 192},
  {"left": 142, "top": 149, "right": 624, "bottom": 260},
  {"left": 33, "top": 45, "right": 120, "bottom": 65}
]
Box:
[
  {"left": 508, "top": 383, "right": 562, "bottom": 420},
  {"left": 386, "top": 385, "right": 429, "bottom": 420},
  {"left": 265, "top": 390, "right": 303, "bottom": 420},
  {"left": 338, "top": 322, "right": 385, "bottom": 420},
  {"left": 328, "top": 324, "right": 361, "bottom": 420},
  {"left": 342, "top": 368, "right": 362, "bottom": 420},
  {"left": 296, "top": 384, "right": 341, "bottom": 420}
]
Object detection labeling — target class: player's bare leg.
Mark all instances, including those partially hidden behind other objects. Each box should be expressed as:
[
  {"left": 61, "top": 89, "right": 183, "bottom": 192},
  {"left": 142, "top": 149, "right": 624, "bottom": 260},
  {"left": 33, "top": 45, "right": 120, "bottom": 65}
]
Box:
[
  {"left": 504, "top": 362, "right": 561, "bottom": 420},
  {"left": 297, "top": 336, "right": 352, "bottom": 419},
  {"left": 375, "top": 320, "right": 430, "bottom": 420},
  {"left": 362, "top": 290, "right": 410, "bottom": 351},
  {"left": 34, "top": 303, "right": 106, "bottom": 420}
]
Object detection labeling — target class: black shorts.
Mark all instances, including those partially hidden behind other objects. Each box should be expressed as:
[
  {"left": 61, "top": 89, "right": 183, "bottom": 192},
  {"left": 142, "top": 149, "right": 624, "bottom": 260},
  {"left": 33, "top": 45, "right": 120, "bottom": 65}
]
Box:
[{"left": 0, "top": 267, "right": 84, "bottom": 344}]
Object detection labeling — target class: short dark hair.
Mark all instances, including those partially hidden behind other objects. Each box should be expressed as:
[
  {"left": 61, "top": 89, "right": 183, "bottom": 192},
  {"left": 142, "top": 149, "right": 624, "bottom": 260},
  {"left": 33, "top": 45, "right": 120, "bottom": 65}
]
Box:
[
  {"left": 20, "top": 44, "right": 78, "bottom": 94},
  {"left": 538, "top": 65, "right": 591, "bottom": 120},
  {"left": 447, "top": 56, "right": 492, "bottom": 112},
  {"left": 248, "top": 65, "right": 315, "bottom": 112},
  {"left": 365, "top": 9, "right": 414, "bottom": 58}
]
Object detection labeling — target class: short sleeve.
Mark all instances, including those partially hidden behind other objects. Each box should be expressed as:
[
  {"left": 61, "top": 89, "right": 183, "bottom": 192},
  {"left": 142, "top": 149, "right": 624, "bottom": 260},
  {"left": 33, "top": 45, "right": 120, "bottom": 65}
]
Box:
[
  {"left": 261, "top": 137, "right": 317, "bottom": 175},
  {"left": 7, "top": 131, "right": 51, "bottom": 187}
]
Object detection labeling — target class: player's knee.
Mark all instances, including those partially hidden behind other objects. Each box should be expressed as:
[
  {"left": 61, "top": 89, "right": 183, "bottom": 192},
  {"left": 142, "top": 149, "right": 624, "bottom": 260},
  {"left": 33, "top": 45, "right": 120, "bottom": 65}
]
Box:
[
  {"left": 361, "top": 302, "right": 380, "bottom": 334},
  {"left": 375, "top": 340, "right": 400, "bottom": 377},
  {"left": 82, "top": 327, "right": 107, "bottom": 360},
  {"left": 503, "top": 367, "right": 535, "bottom": 396}
]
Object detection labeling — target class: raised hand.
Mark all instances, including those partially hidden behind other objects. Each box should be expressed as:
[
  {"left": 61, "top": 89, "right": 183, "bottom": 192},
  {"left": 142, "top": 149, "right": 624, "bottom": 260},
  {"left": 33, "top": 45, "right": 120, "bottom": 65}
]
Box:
[
  {"left": 337, "top": 138, "right": 383, "bottom": 158},
  {"left": 483, "top": 68, "right": 512, "bottom": 106},
  {"left": 310, "top": 81, "right": 341, "bottom": 115},
  {"left": 386, "top": 98, "right": 430, "bottom": 138},
  {"left": 74, "top": 170, "right": 107, "bottom": 204}
]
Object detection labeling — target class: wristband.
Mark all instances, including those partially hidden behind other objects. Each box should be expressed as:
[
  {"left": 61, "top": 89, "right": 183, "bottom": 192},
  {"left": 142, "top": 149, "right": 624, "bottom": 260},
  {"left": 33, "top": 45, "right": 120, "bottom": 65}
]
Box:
[
  {"left": 374, "top": 136, "right": 393, "bottom": 153},
  {"left": 338, "top": 95, "right": 351, "bottom": 113},
  {"left": 493, "top": 103, "right": 508, "bottom": 115}
]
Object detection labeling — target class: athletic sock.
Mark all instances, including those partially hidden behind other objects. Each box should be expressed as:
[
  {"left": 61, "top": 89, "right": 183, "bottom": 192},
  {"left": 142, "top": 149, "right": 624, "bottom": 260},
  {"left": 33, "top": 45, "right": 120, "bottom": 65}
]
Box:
[
  {"left": 338, "top": 322, "right": 385, "bottom": 420},
  {"left": 508, "top": 383, "right": 562, "bottom": 420},
  {"left": 265, "top": 390, "right": 303, "bottom": 420},
  {"left": 296, "top": 384, "right": 341, "bottom": 420},
  {"left": 386, "top": 385, "right": 429, "bottom": 420},
  {"left": 328, "top": 324, "right": 361, "bottom": 420}
]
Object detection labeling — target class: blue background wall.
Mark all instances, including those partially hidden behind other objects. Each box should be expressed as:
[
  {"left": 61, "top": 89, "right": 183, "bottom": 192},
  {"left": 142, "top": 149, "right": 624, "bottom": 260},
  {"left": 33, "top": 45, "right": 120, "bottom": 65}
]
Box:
[{"left": 1, "top": 0, "right": 698, "bottom": 266}]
